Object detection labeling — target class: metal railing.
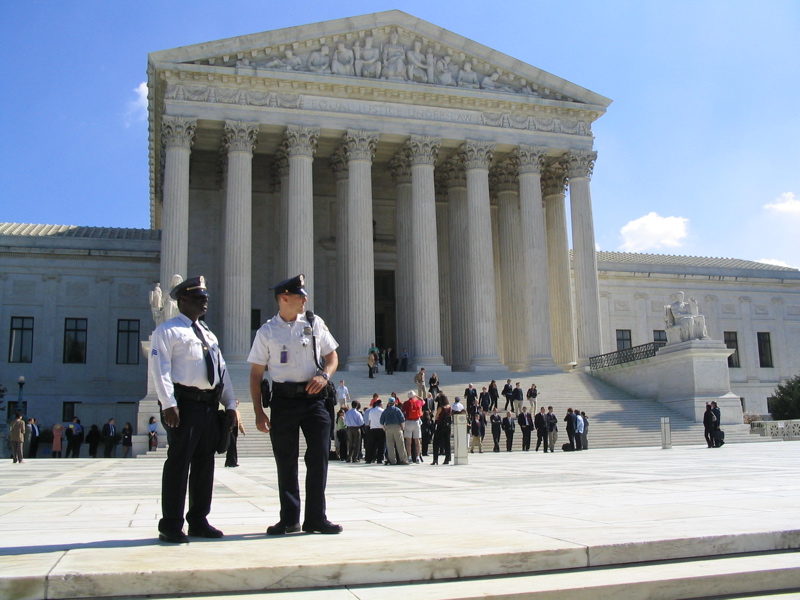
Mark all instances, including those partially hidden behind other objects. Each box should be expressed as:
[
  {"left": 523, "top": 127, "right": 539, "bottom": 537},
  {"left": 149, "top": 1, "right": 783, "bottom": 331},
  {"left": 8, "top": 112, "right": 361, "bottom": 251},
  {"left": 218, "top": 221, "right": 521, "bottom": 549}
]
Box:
[{"left": 589, "top": 341, "right": 666, "bottom": 371}]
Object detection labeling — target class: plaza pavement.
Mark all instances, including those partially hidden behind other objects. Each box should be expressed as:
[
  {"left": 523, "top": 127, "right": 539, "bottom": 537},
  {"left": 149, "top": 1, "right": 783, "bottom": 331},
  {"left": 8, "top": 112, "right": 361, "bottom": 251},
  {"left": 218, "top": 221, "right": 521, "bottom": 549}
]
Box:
[{"left": 1, "top": 442, "right": 799, "bottom": 600}]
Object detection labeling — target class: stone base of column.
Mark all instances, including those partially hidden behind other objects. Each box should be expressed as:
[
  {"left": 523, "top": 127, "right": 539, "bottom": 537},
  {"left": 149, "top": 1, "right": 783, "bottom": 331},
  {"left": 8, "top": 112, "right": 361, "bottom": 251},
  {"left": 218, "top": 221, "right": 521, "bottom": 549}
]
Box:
[
  {"left": 524, "top": 357, "right": 562, "bottom": 374},
  {"left": 410, "top": 356, "right": 451, "bottom": 373},
  {"left": 466, "top": 356, "right": 508, "bottom": 373}
]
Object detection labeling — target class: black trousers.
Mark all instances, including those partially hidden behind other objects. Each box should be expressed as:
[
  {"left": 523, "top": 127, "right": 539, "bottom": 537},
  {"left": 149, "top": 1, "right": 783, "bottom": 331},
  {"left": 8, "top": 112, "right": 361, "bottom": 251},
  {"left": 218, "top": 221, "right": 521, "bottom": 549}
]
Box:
[
  {"left": 505, "top": 430, "right": 514, "bottom": 451},
  {"left": 160, "top": 395, "right": 219, "bottom": 534},
  {"left": 270, "top": 394, "right": 330, "bottom": 526},
  {"left": 535, "top": 428, "right": 548, "bottom": 452},
  {"left": 225, "top": 429, "right": 239, "bottom": 466},
  {"left": 492, "top": 426, "right": 501, "bottom": 452},
  {"left": 521, "top": 428, "right": 532, "bottom": 451},
  {"left": 365, "top": 428, "right": 385, "bottom": 463},
  {"left": 433, "top": 424, "right": 451, "bottom": 463}
]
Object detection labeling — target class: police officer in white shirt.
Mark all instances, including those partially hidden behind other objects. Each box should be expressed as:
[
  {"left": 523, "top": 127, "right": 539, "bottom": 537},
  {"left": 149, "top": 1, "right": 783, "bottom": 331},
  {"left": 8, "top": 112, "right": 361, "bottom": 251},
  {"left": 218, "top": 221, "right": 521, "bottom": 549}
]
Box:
[
  {"left": 150, "top": 276, "right": 238, "bottom": 544},
  {"left": 248, "top": 274, "right": 342, "bottom": 535}
]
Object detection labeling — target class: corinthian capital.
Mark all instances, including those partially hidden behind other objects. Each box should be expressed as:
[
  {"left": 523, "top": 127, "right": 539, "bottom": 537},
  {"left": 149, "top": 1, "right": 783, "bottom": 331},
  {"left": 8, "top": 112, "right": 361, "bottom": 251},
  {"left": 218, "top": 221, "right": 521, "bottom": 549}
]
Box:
[
  {"left": 459, "top": 140, "right": 495, "bottom": 171},
  {"left": 387, "top": 153, "right": 412, "bottom": 184},
  {"left": 223, "top": 121, "right": 259, "bottom": 154},
  {"left": 284, "top": 125, "right": 319, "bottom": 157},
  {"left": 540, "top": 161, "right": 568, "bottom": 197},
  {"left": 489, "top": 160, "right": 518, "bottom": 192},
  {"left": 162, "top": 116, "right": 197, "bottom": 150},
  {"left": 404, "top": 135, "right": 441, "bottom": 166},
  {"left": 563, "top": 150, "right": 597, "bottom": 179},
  {"left": 343, "top": 130, "right": 379, "bottom": 162},
  {"left": 515, "top": 145, "right": 548, "bottom": 175},
  {"left": 329, "top": 146, "right": 349, "bottom": 181},
  {"left": 438, "top": 156, "right": 466, "bottom": 188}
]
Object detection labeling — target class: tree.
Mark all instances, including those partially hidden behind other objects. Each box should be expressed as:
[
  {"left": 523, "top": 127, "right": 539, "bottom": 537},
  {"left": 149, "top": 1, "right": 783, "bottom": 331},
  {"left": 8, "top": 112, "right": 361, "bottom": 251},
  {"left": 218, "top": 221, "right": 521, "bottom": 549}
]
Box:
[{"left": 769, "top": 374, "right": 800, "bottom": 420}]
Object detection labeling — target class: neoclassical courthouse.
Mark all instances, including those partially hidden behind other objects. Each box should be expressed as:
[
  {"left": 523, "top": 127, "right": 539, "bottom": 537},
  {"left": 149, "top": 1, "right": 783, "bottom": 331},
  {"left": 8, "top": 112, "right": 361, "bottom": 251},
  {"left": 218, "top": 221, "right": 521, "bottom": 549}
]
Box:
[{"left": 2, "top": 11, "right": 799, "bottom": 427}]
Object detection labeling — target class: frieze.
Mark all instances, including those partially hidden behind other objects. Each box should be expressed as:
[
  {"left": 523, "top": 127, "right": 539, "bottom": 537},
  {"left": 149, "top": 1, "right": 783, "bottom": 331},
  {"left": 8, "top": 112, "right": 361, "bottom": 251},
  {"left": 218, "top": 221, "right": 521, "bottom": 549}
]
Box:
[
  {"left": 754, "top": 304, "right": 768, "bottom": 315},
  {"left": 187, "top": 28, "right": 583, "bottom": 103},
  {"left": 787, "top": 305, "right": 800, "bottom": 316},
  {"left": 119, "top": 284, "right": 140, "bottom": 298},
  {"left": 614, "top": 299, "right": 631, "bottom": 312},
  {"left": 163, "top": 82, "right": 592, "bottom": 136},
  {"left": 66, "top": 282, "right": 89, "bottom": 299},
  {"left": 722, "top": 303, "right": 736, "bottom": 314}
]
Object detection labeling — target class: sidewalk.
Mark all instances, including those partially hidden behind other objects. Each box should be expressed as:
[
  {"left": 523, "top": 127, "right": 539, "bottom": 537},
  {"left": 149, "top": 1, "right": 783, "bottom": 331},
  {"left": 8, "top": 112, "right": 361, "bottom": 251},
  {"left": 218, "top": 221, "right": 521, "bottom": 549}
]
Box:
[{"left": 1, "top": 442, "right": 799, "bottom": 599}]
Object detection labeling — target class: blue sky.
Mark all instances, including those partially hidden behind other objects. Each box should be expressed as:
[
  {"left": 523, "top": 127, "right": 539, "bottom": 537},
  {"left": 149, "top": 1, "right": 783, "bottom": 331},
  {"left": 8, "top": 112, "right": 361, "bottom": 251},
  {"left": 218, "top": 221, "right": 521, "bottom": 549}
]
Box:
[{"left": 2, "top": 0, "right": 798, "bottom": 267}]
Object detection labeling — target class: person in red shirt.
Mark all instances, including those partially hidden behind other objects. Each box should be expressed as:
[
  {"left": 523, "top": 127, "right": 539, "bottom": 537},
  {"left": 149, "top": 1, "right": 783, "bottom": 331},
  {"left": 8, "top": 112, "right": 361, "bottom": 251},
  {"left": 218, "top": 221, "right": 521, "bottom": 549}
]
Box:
[{"left": 402, "top": 391, "right": 425, "bottom": 463}]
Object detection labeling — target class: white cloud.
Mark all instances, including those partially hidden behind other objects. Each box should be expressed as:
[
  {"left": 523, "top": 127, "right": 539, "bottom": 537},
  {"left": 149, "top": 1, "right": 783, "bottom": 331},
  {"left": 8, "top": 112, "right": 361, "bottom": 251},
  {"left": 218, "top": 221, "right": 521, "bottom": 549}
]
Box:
[
  {"left": 757, "top": 258, "right": 792, "bottom": 268},
  {"left": 764, "top": 192, "right": 800, "bottom": 215},
  {"left": 618, "top": 212, "right": 688, "bottom": 252},
  {"left": 124, "top": 82, "right": 148, "bottom": 127}
]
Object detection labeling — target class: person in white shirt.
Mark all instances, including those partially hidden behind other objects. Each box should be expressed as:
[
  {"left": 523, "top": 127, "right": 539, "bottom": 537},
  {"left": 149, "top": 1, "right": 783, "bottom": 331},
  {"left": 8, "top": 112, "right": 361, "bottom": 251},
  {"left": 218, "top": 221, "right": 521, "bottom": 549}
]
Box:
[
  {"left": 336, "top": 380, "right": 351, "bottom": 407},
  {"left": 365, "top": 399, "right": 385, "bottom": 463}
]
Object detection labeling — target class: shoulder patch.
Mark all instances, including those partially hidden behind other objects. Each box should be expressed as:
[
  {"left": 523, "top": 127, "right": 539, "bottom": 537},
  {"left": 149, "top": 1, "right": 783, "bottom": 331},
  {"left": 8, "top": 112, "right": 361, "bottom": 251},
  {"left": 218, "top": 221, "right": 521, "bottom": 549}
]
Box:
[{"left": 151, "top": 348, "right": 158, "bottom": 356}]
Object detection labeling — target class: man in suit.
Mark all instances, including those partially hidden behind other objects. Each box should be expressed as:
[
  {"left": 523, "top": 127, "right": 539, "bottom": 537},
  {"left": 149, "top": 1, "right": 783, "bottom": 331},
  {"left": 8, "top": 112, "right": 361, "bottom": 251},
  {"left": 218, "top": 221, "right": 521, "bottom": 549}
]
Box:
[
  {"left": 27, "top": 418, "right": 40, "bottom": 458},
  {"left": 102, "top": 418, "right": 119, "bottom": 458},
  {"left": 533, "top": 407, "right": 549, "bottom": 452},
  {"left": 518, "top": 407, "right": 533, "bottom": 451},
  {"left": 501, "top": 411, "right": 515, "bottom": 452},
  {"left": 463, "top": 383, "right": 478, "bottom": 407}
]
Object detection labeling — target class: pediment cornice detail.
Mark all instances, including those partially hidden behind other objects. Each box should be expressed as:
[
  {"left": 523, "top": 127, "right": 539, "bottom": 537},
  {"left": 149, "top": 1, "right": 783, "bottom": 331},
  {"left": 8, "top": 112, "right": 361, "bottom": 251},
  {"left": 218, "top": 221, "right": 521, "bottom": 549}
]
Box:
[{"left": 149, "top": 10, "right": 611, "bottom": 111}]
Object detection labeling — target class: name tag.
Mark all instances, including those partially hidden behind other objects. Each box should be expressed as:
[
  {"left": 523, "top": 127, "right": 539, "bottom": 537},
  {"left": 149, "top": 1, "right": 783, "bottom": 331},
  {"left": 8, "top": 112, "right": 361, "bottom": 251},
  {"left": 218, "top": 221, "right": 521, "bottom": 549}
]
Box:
[{"left": 280, "top": 348, "right": 288, "bottom": 364}]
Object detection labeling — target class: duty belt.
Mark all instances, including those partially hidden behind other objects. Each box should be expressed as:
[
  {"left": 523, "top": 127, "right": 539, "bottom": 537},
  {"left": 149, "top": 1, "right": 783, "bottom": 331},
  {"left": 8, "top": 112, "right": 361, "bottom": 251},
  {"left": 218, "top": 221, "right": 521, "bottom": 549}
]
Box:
[
  {"left": 174, "top": 383, "right": 222, "bottom": 403},
  {"left": 272, "top": 381, "right": 323, "bottom": 399}
]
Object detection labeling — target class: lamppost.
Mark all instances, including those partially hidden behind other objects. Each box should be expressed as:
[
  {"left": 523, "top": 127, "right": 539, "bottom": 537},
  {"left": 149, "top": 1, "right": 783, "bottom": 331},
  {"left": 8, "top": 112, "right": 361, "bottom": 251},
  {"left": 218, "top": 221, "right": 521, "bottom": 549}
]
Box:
[{"left": 17, "top": 376, "right": 25, "bottom": 414}]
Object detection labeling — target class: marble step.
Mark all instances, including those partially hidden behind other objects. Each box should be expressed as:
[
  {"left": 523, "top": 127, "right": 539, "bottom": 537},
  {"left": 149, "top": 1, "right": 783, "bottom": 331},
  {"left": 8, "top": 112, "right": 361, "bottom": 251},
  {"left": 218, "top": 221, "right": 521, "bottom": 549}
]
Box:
[{"left": 66, "top": 547, "right": 800, "bottom": 600}]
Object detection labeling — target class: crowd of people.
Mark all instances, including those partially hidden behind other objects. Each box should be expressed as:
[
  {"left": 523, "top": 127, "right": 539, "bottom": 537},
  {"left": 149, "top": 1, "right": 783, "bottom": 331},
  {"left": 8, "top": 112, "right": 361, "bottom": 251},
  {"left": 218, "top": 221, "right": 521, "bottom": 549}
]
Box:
[
  {"left": 332, "top": 376, "right": 591, "bottom": 465},
  {"left": 8, "top": 414, "right": 144, "bottom": 462}
]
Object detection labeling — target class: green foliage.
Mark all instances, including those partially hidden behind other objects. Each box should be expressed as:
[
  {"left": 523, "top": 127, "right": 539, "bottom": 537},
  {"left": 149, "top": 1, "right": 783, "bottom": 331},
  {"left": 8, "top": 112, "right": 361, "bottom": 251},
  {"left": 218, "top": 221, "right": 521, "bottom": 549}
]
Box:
[{"left": 770, "top": 374, "right": 800, "bottom": 420}]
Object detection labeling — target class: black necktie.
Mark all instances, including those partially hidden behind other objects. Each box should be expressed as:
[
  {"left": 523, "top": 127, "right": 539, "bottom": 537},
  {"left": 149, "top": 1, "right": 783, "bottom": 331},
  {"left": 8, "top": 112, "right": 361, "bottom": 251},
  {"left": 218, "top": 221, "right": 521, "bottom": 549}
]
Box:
[{"left": 192, "top": 322, "right": 215, "bottom": 386}]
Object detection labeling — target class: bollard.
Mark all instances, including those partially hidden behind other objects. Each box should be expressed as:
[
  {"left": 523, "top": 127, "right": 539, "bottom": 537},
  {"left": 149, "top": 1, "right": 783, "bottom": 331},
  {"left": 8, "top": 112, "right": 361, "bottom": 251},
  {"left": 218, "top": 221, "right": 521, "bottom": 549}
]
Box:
[
  {"left": 453, "top": 412, "right": 469, "bottom": 465},
  {"left": 661, "top": 417, "right": 672, "bottom": 449}
]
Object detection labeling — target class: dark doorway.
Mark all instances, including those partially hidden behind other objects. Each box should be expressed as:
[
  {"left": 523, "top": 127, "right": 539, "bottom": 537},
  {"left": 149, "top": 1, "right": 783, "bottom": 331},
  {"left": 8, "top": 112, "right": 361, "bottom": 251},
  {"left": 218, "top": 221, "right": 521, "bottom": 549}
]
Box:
[{"left": 374, "top": 270, "right": 396, "bottom": 353}]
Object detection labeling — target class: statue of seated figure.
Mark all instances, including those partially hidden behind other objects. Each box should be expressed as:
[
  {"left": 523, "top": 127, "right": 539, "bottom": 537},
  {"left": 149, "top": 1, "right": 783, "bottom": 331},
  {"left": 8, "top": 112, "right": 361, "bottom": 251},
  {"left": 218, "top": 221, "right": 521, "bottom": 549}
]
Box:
[{"left": 664, "top": 291, "right": 710, "bottom": 344}]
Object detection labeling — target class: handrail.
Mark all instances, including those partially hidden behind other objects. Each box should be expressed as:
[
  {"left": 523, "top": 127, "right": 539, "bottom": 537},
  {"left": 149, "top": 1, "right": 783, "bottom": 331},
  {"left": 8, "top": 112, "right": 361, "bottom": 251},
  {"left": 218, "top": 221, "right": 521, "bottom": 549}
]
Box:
[{"left": 589, "top": 341, "right": 666, "bottom": 370}]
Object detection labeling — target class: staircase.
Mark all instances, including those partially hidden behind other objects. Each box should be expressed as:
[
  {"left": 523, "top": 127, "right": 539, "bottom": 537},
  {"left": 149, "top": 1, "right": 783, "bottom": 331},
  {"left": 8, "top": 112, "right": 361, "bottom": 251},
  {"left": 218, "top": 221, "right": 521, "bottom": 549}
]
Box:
[{"left": 217, "top": 364, "right": 766, "bottom": 459}]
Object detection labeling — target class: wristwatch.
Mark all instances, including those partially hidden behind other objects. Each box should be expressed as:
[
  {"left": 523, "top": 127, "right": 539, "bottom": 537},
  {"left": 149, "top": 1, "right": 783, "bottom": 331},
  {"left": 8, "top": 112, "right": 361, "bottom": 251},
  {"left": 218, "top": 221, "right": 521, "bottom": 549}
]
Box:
[{"left": 320, "top": 372, "right": 329, "bottom": 381}]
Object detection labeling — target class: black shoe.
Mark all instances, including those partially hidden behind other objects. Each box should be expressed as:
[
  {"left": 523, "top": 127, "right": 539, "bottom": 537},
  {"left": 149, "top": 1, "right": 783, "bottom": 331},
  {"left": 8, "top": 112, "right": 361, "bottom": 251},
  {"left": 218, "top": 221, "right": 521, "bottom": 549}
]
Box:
[
  {"left": 188, "top": 524, "right": 224, "bottom": 538},
  {"left": 159, "top": 530, "right": 190, "bottom": 544},
  {"left": 302, "top": 520, "right": 343, "bottom": 534},
  {"left": 266, "top": 522, "right": 301, "bottom": 535}
]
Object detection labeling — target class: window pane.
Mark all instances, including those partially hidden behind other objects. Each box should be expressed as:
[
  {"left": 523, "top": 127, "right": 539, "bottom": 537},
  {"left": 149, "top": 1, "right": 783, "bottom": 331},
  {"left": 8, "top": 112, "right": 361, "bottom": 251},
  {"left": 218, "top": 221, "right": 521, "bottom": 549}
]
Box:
[
  {"left": 9, "top": 317, "right": 34, "bottom": 363},
  {"left": 616, "top": 329, "right": 632, "bottom": 351},
  {"left": 757, "top": 332, "right": 773, "bottom": 368},
  {"left": 63, "top": 318, "right": 87, "bottom": 364},
  {"left": 724, "top": 331, "right": 740, "bottom": 368},
  {"left": 653, "top": 330, "right": 667, "bottom": 344},
  {"left": 116, "top": 319, "right": 140, "bottom": 365}
]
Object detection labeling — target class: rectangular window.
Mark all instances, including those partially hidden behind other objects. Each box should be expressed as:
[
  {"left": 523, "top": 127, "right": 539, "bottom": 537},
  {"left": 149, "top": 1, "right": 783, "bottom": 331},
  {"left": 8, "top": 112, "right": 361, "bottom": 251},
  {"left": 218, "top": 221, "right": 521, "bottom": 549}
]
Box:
[
  {"left": 724, "top": 331, "right": 740, "bottom": 368},
  {"left": 63, "top": 318, "right": 88, "bottom": 364},
  {"left": 116, "top": 319, "right": 140, "bottom": 365},
  {"left": 9, "top": 317, "right": 34, "bottom": 363},
  {"left": 7, "top": 400, "right": 27, "bottom": 421},
  {"left": 653, "top": 330, "right": 667, "bottom": 346},
  {"left": 616, "top": 329, "right": 632, "bottom": 351},
  {"left": 63, "top": 402, "right": 81, "bottom": 422},
  {"left": 757, "top": 332, "right": 773, "bottom": 368}
]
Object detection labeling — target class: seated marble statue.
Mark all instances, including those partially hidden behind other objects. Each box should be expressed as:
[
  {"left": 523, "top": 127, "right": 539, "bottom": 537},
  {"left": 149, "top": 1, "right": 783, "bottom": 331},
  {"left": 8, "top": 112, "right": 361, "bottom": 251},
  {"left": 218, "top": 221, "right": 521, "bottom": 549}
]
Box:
[
  {"left": 307, "top": 45, "right": 331, "bottom": 73},
  {"left": 457, "top": 62, "right": 479, "bottom": 88},
  {"left": 406, "top": 40, "right": 429, "bottom": 83},
  {"left": 664, "top": 291, "right": 710, "bottom": 343},
  {"left": 435, "top": 55, "right": 456, "bottom": 86},
  {"left": 382, "top": 31, "right": 406, "bottom": 79},
  {"left": 480, "top": 71, "right": 515, "bottom": 93},
  {"left": 264, "top": 49, "right": 304, "bottom": 71},
  {"left": 149, "top": 282, "right": 163, "bottom": 328},
  {"left": 355, "top": 37, "right": 381, "bottom": 78},
  {"left": 331, "top": 42, "right": 355, "bottom": 76}
]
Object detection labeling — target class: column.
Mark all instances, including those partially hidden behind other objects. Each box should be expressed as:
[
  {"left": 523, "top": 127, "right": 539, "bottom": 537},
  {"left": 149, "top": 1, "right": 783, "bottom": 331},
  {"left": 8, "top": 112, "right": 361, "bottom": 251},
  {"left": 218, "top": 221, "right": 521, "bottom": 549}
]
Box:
[
  {"left": 739, "top": 296, "right": 759, "bottom": 374},
  {"left": 491, "top": 161, "right": 527, "bottom": 369},
  {"left": 516, "top": 146, "right": 557, "bottom": 370},
  {"left": 634, "top": 292, "right": 649, "bottom": 346},
  {"left": 435, "top": 192, "right": 452, "bottom": 366},
  {"left": 405, "top": 135, "right": 447, "bottom": 370},
  {"left": 388, "top": 154, "right": 413, "bottom": 364},
  {"left": 342, "top": 130, "right": 379, "bottom": 370},
  {"left": 160, "top": 116, "right": 196, "bottom": 288},
  {"left": 284, "top": 125, "right": 319, "bottom": 308},
  {"left": 330, "top": 147, "right": 350, "bottom": 361},
  {"left": 460, "top": 141, "right": 504, "bottom": 370},
  {"left": 704, "top": 295, "right": 720, "bottom": 340},
  {"left": 442, "top": 157, "right": 471, "bottom": 370},
  {"left": 599, "top": 291, "right": 612, "bottom": 352},
  {"left": 542, "top": 162, "right": 575, "bottom": 366},
  {"left": 771, "top": 298, "right": 787, "bottom": 379},
  {"left": 221, "top": 120, "right": 258, "bottom": 359},
  {"left": 273, "top": 147, "right": 290, "bottom": 279},
  {"left": 565, "top": 150, "right": 602, "bottom": 366}
]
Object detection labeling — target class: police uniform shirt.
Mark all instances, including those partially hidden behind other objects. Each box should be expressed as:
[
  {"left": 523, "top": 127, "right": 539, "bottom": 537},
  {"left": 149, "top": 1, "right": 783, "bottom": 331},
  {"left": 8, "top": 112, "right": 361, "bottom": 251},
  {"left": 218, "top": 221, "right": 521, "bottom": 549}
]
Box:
[
  {"left": 247, "top": 312, "right": 338, "bottom": 383},
  {"left": 150, "top": 313, "right": 236, "bottom": 410}
]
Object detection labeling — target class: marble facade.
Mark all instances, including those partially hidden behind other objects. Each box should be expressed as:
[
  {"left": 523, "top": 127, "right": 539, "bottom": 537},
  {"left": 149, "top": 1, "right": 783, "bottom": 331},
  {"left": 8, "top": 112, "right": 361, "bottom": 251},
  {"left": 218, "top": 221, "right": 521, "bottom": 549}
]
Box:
[{"left": 148, "top": 10, "right": 611, "bottom": 371}]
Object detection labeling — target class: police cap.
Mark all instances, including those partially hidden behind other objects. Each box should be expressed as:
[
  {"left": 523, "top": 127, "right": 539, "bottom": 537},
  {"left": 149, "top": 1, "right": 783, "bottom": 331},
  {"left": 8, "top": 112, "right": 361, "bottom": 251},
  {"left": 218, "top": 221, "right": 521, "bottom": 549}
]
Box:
[
  {"left": 271, "top": 274, "right": 308, "bottom": 297},
  {"left": 170, "top": 276, "right": 209, "bottom": 300}
]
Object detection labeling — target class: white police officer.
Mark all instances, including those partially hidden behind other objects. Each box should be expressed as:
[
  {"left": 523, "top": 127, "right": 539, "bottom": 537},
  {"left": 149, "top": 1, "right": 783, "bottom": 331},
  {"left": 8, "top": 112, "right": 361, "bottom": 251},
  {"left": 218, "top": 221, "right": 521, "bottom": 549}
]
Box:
[
  {"left": 248, "top": 274, "right": 342, "bottom": 535},
  {"left": 151, "top": 276, "right": 238, "bottom": 543}
]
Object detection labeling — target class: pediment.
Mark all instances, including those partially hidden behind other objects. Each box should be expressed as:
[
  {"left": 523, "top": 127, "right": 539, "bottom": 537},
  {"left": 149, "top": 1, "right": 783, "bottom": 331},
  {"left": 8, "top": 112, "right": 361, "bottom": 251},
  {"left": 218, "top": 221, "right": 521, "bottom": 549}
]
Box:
[{"left": 149, "top": 10, "right": 611, "bottom": 109}]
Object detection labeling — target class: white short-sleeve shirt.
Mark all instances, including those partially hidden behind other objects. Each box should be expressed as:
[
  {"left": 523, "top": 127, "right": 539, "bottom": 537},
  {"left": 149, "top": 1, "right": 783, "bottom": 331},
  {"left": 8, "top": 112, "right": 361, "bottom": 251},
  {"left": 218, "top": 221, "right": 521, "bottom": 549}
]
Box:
[{"left": 248, "top": 312, "right": 338, "bottom": 383}]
